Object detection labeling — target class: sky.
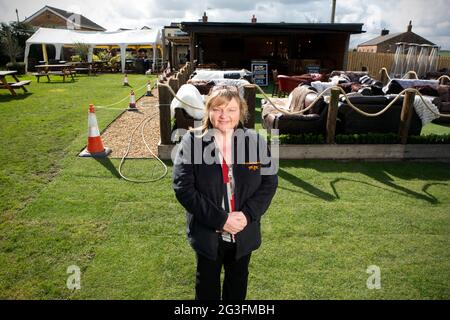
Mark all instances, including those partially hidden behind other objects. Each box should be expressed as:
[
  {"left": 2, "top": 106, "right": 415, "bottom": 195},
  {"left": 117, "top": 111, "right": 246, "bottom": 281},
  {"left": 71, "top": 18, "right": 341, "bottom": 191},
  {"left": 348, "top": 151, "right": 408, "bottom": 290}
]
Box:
[{"left": 0, "top": 0, "right": 449, "bottom": 50}]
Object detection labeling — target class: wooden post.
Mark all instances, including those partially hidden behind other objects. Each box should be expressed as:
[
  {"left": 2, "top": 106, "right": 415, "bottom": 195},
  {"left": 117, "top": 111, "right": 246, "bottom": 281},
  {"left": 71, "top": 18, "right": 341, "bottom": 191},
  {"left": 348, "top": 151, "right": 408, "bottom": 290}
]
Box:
[
  {"left": 326, "top": 88, "right": 340, "bottom": 144},
  {"left": 174, "top": 72, "right": 180, "bottom": 88},
  {"left": 181, "top": 67, "right": 188, "bottom": 85},
  {"left": 168, "top": 75, "right": 180, "bottom": 93},
  {"left": 178, "top": 68, "right": 185, "bottom": 86},
  {"left": 399, "top": 90, "right": 416, "bottom": 144},
  {"left": 158, "top": 81, "right": 173, "bottom": 145},
  {"left": 380, "top": 68, "right": 389, "bottom": 86},
  {"left": 243, "top": 85, "right": 256, "bottom": 128}
]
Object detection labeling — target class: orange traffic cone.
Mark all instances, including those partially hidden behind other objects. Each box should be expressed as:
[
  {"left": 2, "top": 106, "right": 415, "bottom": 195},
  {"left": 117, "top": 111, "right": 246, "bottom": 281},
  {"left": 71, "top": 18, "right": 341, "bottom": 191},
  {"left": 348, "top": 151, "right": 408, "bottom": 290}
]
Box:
[
  {"left": 127, "top": 90, "right": 137, "bottom": 111},
  {"left": 123, "top": 73, "right": 130, "bottom": 86},
  {"left": 79, "top": 104, "right": 112, "bottom": 158},
  {"left": 146, "top": 81, "right": 153, "bottom": 96}
]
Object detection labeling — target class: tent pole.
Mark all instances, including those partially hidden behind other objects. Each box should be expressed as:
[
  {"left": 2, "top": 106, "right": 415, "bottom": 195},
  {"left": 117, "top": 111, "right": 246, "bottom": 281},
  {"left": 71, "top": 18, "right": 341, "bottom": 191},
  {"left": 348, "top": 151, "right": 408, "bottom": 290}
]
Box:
[
  {"left": 42, "top": 43, "right": 48, "bottom": 64},
  {"left": 153, "top": 45, "right": 156, "bottom": 72},
  {"left": 88, "top": 46, "right": 94, "bottom": 63},
  {"left": 24, "top": 43, "right": 30, "bottom": 73},
  {"left": 55, "top": 44, "right": 63, "bottom": 61},
  {"left": 120, "top": 45, "right": 126, "bottom": 73}
]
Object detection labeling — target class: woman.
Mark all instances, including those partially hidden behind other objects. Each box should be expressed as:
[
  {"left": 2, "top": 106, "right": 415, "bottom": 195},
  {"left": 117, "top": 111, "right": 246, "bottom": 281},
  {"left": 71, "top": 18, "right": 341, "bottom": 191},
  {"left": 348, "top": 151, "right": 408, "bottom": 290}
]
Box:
[{"left": 173, "top": 86, "right": 278, "bottom": 300}]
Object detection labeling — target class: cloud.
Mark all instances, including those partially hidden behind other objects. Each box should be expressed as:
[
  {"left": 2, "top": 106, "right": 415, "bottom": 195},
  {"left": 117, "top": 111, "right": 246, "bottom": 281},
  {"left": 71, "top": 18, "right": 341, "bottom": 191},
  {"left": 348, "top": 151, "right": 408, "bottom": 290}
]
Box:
[{"left": 0, "top": 0, "right": 448, "bottom": 49}]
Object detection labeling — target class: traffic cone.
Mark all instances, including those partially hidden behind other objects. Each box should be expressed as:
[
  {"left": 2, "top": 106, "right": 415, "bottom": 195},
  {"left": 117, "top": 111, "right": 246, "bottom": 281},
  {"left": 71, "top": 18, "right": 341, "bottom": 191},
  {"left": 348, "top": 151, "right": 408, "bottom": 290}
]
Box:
[
  {"left": 146, "top": 81, "right": 153, "bottom": 96},
  {"left": 127, "top": 90, "right": 137, "bottom": 111},
  {"left": 79, "top": 104, "right": 112, "bottom": 158},
  {"left": 123, "top": 73, "right": 130, "bottom": 86}
]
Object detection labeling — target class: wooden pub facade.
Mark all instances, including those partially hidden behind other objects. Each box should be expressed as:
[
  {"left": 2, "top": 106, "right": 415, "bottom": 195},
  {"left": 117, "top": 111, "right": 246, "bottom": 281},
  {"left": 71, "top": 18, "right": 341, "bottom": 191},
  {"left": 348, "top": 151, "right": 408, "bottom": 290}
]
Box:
[{"left": 179, "top": 21, "right": 364, "bottom": 75}]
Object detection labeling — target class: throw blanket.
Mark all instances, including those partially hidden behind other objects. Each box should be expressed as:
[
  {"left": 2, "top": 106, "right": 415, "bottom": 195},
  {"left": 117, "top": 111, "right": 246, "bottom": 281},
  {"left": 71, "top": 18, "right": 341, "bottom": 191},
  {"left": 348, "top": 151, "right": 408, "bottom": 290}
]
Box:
[
  {"left": 262, "top": 86, "right": 317, "bottom": 119},
  {"left": 191, "top": 69, "right": 251, "bottom": 80},
  {"left": 311, "top": 77, "right": 339, "bottom": 95},
  {"left": 413, "top": 95, "right": 440, "bottom": 126},
  {"left": 288, "top": 86, "right": 317, "bottom": 113},
  {"left": 383, "top": 79, "right": 440, "bottom": 94},
  {"left": 212, "top": 79, "right": 249, "bottom": 98},
  {"left": 170, "top": 84, "right": 205, "bottom": 120}
]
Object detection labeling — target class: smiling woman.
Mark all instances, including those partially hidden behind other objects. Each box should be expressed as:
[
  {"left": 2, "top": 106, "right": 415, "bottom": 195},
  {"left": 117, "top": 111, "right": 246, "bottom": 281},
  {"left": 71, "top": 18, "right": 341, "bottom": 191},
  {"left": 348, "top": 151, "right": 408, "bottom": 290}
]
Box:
[{"left": 172, "top": 86, "right": 278, "bottom": 300}]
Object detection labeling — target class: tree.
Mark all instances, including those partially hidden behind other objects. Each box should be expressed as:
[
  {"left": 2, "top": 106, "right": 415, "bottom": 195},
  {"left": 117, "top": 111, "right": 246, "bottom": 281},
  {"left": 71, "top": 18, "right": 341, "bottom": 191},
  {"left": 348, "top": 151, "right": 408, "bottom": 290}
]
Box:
[
  {"left": 0, "top": 25, "right": 21, "bottom": 63},
  {"left": 0, "top": 22, "right": 34, "bottom": 63}
]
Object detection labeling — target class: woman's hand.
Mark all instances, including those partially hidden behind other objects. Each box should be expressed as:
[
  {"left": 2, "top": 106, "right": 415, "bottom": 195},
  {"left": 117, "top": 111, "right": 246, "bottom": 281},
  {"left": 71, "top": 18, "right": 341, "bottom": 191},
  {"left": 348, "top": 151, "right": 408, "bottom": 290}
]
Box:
[{"left": 223, "top": 212, "right": 248, "bottom": 235}]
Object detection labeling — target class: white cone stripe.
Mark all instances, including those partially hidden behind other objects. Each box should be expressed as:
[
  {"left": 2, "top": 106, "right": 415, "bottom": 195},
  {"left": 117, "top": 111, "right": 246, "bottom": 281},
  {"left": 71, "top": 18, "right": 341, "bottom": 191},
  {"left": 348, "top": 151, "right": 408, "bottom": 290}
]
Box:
[
  {"left": 130, "top": 95, "right": 136, "bottom": 104},
  {"left": 89, "top": 127, "right": 100, "bottom": 137},
  {"left": 88, "top": 113, "right": 100, "bottom": 137}
]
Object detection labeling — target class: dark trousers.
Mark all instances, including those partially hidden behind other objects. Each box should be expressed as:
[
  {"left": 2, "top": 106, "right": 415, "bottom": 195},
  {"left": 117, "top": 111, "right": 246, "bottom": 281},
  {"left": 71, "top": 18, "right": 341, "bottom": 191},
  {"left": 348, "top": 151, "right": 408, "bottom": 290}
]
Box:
[{"left": 195, "top": 238, "right": 251, "bottom": 300}]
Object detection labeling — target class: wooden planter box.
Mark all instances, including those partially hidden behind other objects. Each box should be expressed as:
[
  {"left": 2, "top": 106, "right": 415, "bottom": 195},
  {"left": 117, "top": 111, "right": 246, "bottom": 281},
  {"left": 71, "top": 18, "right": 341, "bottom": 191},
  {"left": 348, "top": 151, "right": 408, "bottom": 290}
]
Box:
[
  {"left": 278, "top": 144, "right": 450, "bottom": 160},
  {"left": 158, "top": 143, "right": 450, "bottom": 161}
]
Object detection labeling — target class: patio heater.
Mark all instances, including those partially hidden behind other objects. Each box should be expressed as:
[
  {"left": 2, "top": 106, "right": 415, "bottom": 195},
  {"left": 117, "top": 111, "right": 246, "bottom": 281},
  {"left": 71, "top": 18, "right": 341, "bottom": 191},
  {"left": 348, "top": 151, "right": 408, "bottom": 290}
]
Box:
[
  {"left": 417, "top": 44, "right": 432, "bottom": 78},
  {"left": 428, "top": 45, "right": 440, "bottom": 74},
  {"left": 404, "top": 43, "right": 418, "bottom": 76},
  {"left": 391, "top": 42, "right": 406, "bottom": 78}
]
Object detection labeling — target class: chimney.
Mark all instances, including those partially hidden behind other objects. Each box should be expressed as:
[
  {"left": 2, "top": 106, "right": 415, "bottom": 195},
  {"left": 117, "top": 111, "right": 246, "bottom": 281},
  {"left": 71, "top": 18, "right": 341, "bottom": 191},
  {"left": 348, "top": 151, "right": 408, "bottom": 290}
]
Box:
[
  {"left": 381, "top": 29, "right": 389, "bottom": 36},
  {"left": 251, "top": 14, "right": 257, "bottom": 23},
  {"left": 407, "top": 20, "right": 412, "bottom": 32},
  {"left": 202, "top": 12, "right": 208, "bottom": 22}
]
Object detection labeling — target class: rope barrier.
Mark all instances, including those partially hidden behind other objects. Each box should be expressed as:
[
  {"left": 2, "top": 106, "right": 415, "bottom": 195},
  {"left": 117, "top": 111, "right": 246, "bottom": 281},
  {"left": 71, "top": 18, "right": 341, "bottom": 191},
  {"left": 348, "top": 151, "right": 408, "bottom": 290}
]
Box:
[
  {"left": 380, "top": 67, "right": 420, "bottom": 83},
  {"left": 95, "top": 81, "right": 151, "bottom": 109},
  {"left": 437, "top": 75, "right": 450, "bottom": 83},
  {"left": 157, "top": 82, "right": 205, "bottom": 110},
  {"left": 118, "top": 112, "right": 168, "bottom": 183},
  {"left": 158, "top": 78, "right": 450, "bottom": 119},
  {"left": 89, "top": 79, "right": 167, "bottom": 183}
]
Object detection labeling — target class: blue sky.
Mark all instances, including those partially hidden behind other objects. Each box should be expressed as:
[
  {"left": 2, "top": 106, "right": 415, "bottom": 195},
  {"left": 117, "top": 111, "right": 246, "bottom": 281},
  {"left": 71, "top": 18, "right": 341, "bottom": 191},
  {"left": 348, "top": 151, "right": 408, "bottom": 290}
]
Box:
[{"left": 1, "top": 0, "right": 449, "bottom": 50}]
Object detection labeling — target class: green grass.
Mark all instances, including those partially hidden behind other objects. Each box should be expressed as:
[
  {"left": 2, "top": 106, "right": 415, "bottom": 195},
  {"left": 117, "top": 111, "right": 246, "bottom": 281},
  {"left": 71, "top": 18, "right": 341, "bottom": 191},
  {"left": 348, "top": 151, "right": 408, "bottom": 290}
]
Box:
[{"left": 0, "top": 75, "right": 449, "bottom": 299}]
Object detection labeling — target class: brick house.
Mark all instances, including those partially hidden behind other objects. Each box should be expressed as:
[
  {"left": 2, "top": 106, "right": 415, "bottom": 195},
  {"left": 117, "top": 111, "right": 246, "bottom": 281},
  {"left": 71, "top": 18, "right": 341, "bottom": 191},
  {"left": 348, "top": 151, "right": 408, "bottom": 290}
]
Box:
[
  {"left": 357, "top": 21, "right": 434, "bottom": 53},
  {"left": 23, "top": 5, "right": 105, "bottom": 31}
]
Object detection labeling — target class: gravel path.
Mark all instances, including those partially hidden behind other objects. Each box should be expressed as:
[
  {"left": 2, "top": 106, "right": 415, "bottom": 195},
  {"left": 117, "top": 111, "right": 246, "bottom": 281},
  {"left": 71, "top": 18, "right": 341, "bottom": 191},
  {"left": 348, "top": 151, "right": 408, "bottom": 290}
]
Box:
[{"left": 100, "top": 88, "right": 160, "bottom": 158}]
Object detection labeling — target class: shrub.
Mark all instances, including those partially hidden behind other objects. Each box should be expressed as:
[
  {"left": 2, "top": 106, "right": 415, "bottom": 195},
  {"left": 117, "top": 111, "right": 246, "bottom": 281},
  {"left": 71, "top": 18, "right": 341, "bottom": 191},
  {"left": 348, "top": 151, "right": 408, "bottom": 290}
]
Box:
[
  {"left": 276, "top": 133, "right": 450, "bottom": 144},
  {"left": 71, "top": 55, "right": 81, "bottom": 62},
  {"left": 6, "top": 62, "right": 25, "bottom": 74}
]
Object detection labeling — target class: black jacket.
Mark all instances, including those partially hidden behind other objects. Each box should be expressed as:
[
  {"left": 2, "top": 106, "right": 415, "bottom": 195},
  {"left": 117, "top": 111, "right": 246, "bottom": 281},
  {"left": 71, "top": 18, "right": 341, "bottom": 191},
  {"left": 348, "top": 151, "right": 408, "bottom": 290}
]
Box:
[{"left": 173, "top": 127, "right": 278, "bottom": 260}]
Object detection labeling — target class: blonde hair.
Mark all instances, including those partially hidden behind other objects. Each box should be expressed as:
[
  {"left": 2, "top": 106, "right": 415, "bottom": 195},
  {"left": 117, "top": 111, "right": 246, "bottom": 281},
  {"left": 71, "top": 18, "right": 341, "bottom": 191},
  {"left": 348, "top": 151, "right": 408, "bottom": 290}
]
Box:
[{"left": 191, "top": 86, "right": 248, "bottom": 134}]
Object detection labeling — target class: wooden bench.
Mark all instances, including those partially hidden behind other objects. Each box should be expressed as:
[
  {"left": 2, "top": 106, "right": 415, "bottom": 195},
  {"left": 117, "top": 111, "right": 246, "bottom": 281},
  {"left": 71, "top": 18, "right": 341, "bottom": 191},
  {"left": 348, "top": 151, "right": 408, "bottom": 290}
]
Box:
[
  {"left": 33, "top": 70, "right": 76, "bottom": 82},
  {"left": 0, "top": 71, "right": 31, "bottom": 95},
  {"left": 33, "top": 73, "right": 50, "bottom": 83},
  {"left": 8, "top": 80, "right": 31, "bottom": 93}
]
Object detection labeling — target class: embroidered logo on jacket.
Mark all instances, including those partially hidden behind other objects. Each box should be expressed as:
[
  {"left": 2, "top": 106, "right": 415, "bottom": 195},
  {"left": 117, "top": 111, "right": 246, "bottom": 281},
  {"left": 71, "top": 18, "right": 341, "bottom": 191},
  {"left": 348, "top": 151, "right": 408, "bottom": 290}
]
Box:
[{"left": 244, "top": 162, "right": 261, "bottom": 171}]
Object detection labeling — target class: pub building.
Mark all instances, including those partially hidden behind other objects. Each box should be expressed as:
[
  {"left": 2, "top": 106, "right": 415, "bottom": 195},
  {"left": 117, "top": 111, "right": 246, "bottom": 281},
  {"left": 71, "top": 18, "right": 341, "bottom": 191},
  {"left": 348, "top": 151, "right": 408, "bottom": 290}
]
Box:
[{"left": 177, "top": 14, "right": 364, "bottom": 76}]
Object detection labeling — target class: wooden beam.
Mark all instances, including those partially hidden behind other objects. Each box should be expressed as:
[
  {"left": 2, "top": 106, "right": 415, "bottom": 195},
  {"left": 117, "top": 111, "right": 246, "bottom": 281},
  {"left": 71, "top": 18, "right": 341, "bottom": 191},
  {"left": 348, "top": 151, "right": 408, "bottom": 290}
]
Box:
[
  {"left": 158, "top": 81, "right": 173, "bottom": 145},
  {"left": 168, "top": 76, "right": 180, "bottom": 93},
  {"left": 399, "top": 90, "right": 416, "bottom": 144},
  {"left": 243, "top": 85, "right": 256, "bottom": 128},
  {"left": 380, "top": 68, "right": 389, "bottom": 86},
  {"left": 326, "top": 88, "right": 340, "bottom": 144}
]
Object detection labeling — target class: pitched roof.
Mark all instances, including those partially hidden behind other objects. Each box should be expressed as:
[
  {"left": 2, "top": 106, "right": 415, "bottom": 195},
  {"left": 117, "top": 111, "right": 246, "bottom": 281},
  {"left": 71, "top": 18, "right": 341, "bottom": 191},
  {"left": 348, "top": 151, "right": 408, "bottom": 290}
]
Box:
[
  {"left": 358, "top": 31, "right": 434, "bottom": 46},
  {"left": 24, "top": 5, "right": 106, "bottom": 31},
  {"left": 180, "top": 22, "right": 364, "bottom": 34}
]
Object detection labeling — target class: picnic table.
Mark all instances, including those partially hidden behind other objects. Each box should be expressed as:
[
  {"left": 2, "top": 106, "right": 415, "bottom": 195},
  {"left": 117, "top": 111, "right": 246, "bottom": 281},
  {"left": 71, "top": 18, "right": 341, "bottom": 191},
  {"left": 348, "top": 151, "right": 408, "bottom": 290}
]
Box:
[
  {"left": 0, "top": 71, "right": 31, "bottom": 96},
  {"left": 34, "top": 64, "right": 76, "bottom": 82},
  {"left": 68, "top": 61, "right": 99, "bottom": 76}
]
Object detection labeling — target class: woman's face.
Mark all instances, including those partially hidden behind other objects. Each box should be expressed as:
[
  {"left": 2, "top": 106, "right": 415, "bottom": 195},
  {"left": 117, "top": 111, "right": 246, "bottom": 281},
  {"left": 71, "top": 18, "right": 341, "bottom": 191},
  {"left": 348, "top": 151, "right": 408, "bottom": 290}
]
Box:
[{"left": 209, "top": 98, "right": 240, "bottom": 134}]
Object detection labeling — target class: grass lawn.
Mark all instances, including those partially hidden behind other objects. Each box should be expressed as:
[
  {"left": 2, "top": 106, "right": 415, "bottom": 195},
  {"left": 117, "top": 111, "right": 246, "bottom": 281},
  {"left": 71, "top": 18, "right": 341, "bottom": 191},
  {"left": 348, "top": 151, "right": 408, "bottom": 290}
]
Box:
[{"left": 0, "top": 74, "right": 449, "bottom": 299}]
